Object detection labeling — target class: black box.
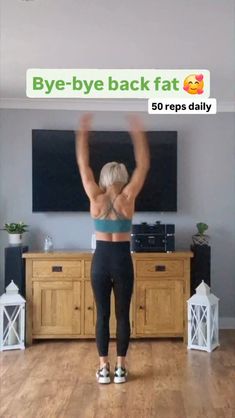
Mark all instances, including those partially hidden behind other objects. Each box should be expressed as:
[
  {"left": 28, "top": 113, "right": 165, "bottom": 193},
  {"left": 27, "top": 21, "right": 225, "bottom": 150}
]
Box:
[
  {"left": 190, "top": 244, "right": 211, "bottom": 296},
  {"left": 4, "top": 246, "right": 28, "bottom": 297}
]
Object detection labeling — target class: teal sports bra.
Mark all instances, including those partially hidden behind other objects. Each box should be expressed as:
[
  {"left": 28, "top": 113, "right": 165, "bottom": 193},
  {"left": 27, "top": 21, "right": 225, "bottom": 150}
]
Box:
[
  {"left": 93, "top": 218, "right": 132, "bottom": 233},
  {"left": 92, "top": 191, "right": 132, "bottom": 233}
]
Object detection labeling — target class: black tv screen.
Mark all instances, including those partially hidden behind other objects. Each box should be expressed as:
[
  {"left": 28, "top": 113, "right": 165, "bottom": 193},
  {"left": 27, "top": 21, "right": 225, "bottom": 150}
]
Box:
[{"left": 32, "top": 130, "right": 177, "bottom": 212}]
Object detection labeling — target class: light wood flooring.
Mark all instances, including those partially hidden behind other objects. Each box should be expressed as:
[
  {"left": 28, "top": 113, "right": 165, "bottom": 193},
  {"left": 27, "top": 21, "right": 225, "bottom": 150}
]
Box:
[{"left": 0, "top": 330, "right": 235, "bottom": 418}]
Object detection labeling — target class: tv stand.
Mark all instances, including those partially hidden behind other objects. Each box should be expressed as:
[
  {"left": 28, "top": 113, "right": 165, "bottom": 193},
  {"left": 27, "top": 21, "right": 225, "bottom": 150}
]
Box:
[{"left": 23, "top": 250, "right": 193, "bottom": 346}]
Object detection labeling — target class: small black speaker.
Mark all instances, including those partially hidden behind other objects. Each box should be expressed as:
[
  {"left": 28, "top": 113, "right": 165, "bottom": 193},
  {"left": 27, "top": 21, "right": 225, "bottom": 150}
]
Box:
[
  {"left": 190, "top": 244, "right": 211, "bottom": 296},
  {"left": 4, "top": 246, "right": 28, "bottom": 297}
]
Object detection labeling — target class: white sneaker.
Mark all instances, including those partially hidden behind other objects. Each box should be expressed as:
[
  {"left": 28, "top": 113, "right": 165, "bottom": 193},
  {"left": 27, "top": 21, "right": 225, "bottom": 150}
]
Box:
[
  {"left": 96, "top": 362, "right": 111, "bottom": 384},
  {"left": 113, "top": 364, "right": 128, "bottom": 383}
]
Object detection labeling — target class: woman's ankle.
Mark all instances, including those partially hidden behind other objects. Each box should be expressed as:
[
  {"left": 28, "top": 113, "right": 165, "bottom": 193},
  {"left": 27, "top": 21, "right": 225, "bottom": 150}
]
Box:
[
  {"left": 100, "top": 361, "right": 110, "bottom": 368},
  {"left": 99, "top": 356, "right": 109, "bottom": 368},
  {"left": 116, "top": 356, "right": 126, "bottom": 368}
]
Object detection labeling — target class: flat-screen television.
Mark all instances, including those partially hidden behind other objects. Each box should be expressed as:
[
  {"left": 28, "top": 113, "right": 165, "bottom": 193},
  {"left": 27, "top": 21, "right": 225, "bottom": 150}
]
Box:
[{"left": 32, "top": 130, "right": 177, "bottom": 212}]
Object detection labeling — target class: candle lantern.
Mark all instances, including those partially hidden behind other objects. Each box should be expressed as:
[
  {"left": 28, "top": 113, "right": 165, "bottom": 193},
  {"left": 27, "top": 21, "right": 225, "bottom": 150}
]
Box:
[
  {"left": 187, "top": 280, "right": 219, "bottom": 352},
  {"left": 0, "top": 280, "right": 26, "bottom": 351}
]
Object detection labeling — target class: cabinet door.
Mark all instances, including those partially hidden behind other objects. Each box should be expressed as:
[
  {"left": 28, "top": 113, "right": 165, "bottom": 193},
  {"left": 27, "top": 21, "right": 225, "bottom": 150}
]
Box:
[
  {"left": 84, "top": 281, "right": 96, "bottom": 335},
  {"left": 33, "top": 281, "right": 81, "bottom": 335},
  {"left": 136, "top": 280, "right": 184, "bottom": 335},
  {"left": 84, "top": 281, "right": 133, "bottom": 337},
  {"left": 84, "top": 281, "right": 116, "bottom": 336}
]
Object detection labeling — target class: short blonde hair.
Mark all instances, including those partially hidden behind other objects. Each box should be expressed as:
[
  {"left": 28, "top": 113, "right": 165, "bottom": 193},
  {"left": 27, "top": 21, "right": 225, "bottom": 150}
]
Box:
[{"left": 99, "top": 162, "right": 129, "bottom": 190}]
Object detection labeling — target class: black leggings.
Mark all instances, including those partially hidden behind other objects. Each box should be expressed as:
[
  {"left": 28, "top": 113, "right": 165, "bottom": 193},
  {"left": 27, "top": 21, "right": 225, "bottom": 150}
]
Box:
[{"left": 91, "top": 240, "right": 134, "bottom": 357}]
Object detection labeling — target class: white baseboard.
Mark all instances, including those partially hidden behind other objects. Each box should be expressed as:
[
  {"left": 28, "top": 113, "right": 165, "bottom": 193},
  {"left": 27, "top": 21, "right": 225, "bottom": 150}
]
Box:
[{"left": 219, "top": 317, "right": 235, "bottom": 329}]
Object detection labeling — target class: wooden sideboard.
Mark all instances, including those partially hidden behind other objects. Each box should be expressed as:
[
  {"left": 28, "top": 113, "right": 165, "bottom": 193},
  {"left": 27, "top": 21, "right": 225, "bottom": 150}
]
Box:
[{"left": 23, "top": 250, "right": 193, "bottom": 345}]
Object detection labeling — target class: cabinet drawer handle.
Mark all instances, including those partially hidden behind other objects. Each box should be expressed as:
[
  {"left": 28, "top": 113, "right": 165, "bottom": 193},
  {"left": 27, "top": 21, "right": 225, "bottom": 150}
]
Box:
[
  {"left": 52, "top": 266, "right": 63, "bottom": 272},
  {"left": 139, "top": 305, "right": 145, "bottom": 310},
  {"left": 74, "top": 306, "right": 80, "bottom": 310},
  {"left": 87, "top": 306, "right": 93, "bottom": 310},
  {"left": 155, "top": 265, "right": 166, "bottom": 272}
]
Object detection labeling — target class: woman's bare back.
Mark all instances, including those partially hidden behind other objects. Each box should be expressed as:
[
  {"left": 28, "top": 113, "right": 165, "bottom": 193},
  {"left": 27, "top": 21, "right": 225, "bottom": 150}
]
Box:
[{"left": 90, "top": 191, "right": 134, "bottom": 220}]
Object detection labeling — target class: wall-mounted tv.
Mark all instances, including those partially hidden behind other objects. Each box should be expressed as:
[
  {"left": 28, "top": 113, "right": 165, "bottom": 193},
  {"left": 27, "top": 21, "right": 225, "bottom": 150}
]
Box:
[{"left": 32, "top": 130, "right": 177, "bottom": 212}]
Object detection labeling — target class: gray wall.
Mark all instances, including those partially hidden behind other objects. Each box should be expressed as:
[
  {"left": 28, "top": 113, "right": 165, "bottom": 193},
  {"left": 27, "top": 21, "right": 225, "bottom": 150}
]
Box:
[
  {"left": 0, "top": 0, "right": 234, "bottom": 101},
  {"left": 0, "top": 109, "right": 235, "bottom": 326},
  {"left": 0, "top": 0, "right": 234, "bottom": 325}
]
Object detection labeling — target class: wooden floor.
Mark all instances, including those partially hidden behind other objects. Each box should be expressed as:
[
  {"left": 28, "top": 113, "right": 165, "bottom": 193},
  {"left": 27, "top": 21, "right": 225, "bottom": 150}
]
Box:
[{"left": 0, "top": 330, "right": 235, "bottom": 418}]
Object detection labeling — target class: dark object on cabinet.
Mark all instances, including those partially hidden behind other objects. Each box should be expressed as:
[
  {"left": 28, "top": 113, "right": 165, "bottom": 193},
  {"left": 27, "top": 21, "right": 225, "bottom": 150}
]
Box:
[
  {"left": 131, "top": 221, "right": 175, "bottom": 252},
  {"left": 4, "top": 246, "right": 28, "bottom": 297},
  {"left": 190, "top": 244, "right": 211, "bottom": 296}
]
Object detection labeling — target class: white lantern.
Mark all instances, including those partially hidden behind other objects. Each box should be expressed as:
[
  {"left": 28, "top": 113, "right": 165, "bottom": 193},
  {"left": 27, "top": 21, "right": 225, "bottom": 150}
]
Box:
[
  {"left": 187, "top": 280, "right": 219, "bottom": 352},
  {"left": 0, "top": 280, "right": 26, "bottom": 351}
]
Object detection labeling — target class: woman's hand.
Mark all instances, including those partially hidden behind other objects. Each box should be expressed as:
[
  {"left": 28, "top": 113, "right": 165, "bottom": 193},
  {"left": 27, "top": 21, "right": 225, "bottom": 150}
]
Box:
[
  {"left": 127, "top": 113, "right": 144, "bottom": 133},
  {"left": 75, "top": 113, "right": 92, "bottom": 165},
  {"left": 79, "top": 113, "right": 93, "bottom": 132}
]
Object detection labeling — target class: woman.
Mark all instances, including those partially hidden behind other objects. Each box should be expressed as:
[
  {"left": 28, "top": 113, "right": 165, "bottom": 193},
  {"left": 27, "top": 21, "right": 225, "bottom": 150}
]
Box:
[{"left": 76, "top": 113, "right": 150, "bottom": 384}]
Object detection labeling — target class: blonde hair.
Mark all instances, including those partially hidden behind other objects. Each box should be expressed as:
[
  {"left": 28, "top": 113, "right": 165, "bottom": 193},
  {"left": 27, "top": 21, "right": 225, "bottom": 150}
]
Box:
[{"left": 99, "top": 162, "right": 129, "bottom": 190}]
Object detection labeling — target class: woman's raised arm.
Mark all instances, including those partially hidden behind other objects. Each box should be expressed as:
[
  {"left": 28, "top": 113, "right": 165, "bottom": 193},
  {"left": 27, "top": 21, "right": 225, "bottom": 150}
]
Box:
[
  {"left": 122, "top": 114, "right": 150, "bottom": 200},
  {"left": 75, "top": 113, "right": 102, "bottom": 199}
]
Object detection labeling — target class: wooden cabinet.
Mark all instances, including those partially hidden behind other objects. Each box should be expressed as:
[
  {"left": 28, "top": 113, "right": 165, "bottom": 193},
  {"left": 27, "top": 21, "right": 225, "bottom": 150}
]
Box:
[
  {"left": 134, "top": 255, "right": 189, "bottom": 338},
  {"left": 136, "top": 280, "right": 184, "bottom": 335},
  {"left": 23, "top": 251, "right": 193, "bottom": 345},
  {"left": 33, "top": 280, "right": 81, "bottom": 335},
  {"left": 135, "top": 259, "right": 184, "bottom": 278}
]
